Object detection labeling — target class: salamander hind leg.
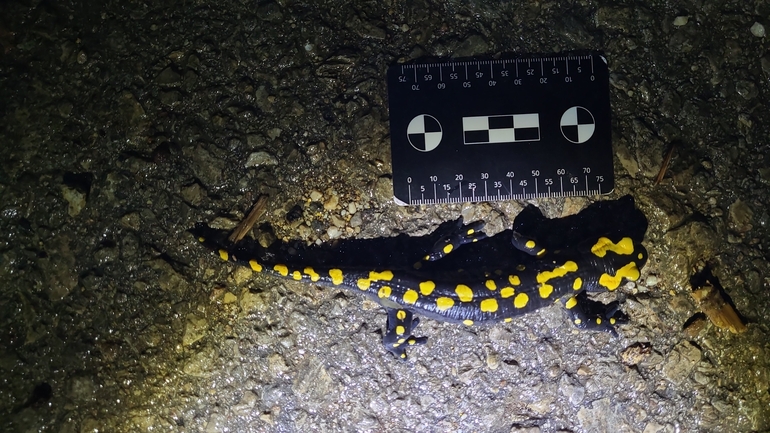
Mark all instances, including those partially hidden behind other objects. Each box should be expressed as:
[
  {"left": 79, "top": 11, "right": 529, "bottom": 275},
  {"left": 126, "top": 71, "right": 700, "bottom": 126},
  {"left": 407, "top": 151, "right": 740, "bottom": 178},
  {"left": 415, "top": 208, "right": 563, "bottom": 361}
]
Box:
[
  {"left": 420, "top": 218, "right": 487, "bottom": 264},
  {"left": 560, "top": 293, "right": 628, "bottom": 337},
  {"left": 382, "top": 308, "right": 427, "bottom": 360}
]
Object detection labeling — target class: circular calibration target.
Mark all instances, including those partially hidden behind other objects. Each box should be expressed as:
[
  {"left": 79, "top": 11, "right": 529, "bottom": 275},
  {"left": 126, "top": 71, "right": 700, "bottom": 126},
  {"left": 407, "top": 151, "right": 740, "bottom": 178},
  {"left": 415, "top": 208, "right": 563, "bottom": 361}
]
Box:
[
  {"left": 407, "top": 114, "right": 443, "bottom": 152},
  {"left": 560, "top": 106, "right": 595, "bottom": 144}
]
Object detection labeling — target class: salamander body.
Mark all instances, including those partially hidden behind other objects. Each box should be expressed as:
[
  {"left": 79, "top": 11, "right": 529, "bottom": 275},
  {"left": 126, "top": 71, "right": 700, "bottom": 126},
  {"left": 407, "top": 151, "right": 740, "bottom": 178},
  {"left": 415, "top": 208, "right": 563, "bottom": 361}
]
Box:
[{"left": 191, "top": 195, "right": 648, "bottom": 359}]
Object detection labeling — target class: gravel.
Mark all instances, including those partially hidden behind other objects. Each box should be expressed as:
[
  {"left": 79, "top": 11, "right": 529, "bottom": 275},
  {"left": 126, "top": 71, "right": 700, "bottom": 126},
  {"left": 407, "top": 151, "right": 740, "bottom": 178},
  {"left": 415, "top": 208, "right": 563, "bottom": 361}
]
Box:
[{"left": 1, "top": 1, "right": 769, "bottom": 432}]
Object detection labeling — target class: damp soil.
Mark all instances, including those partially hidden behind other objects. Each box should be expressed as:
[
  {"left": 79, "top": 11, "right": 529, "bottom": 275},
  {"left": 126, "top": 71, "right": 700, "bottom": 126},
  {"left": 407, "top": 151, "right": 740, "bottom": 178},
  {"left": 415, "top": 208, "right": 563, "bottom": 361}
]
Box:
[{"left": 1, "top": 1, "right": 770, "bottom": 432}]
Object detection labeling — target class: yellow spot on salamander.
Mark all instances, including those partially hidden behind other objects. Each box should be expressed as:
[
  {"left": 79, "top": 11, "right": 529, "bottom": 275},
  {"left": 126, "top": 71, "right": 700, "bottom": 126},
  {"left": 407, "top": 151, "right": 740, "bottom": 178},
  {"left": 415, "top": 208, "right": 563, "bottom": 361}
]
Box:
[
  {"left": 525, "top": 240, "right": 536, "bottom": 249},
  {"left": 508, "top": 275, "right": 521, "bottom": 286},
  {"left": 573, "top": 277, "right": 583, "bottom": 290},
  {"left": 539, "top": 284, "right": 553, "bottom": 299},
  {"left": 357, "top": 270, "right": 394, "bottom": 291},
  {"left": 536, "top": 261, "right": 578, "bottom": 284},
  {"left": 378, "top": 286, "right": 391, "bottom": 298},
  {"left": 442, "top": 243, "right": 453, "bottom": 254},
  {"left": 500, "top": 287, "right": 515, "bottom": 298},
  {"left": 304, "top": 267, "right": 319, "bottom": 282},
  {"left": 467, "top": 228, "right": 475, "bottom": 235},
  {"left": 455, "top": 284, "right": 474, "bottom": 302},
  {"left": 396, "top": 325, "right": 405, "bottom": 335},
  {"left": 599, "top": 262, "right": 640, "bottom": 290},
  {"left": 249, "top": 260, "right": 263, "bottom": 272},
  {"left": 292, "top": 270, "right": 302, "bottom": 281},
  {"left": 198, "top": 237, "right": 205, "bottom": 243},
  {"left": 480, "top": 298, "right": 499, "bottom": 313},
  {"left": 403, "top": 289, "right": 419, "bottom": 304},
  {"left": 574, "top": 318, "right": 582, "bottom": 325},
  {"left": 565, "top": 297, "right": 577, "bottom": 309},
  {"left": 610, "top": 318, "right": 616, "bottom": 325},
  {"left": 596, "top": 318, "right": 602, "bottom": 325},
  {"left": 638, "top": 252, "right": 643, "bottom": 260},
  {"left": 536, "top": 249, "right": 546, "bottom": 257},
  {"left": 407, "top": 338, "right": 417, "bottom": 345},
  {"left": 436, "top": 297, "right": 454, "bottom": 311},
  {"left": 463, "top": 319, "right": 473, "bottom": 326},
  {"left": 419, "top": 281, "right": 435, "bottom": 296},
  {"left": 218, "top": 249, "right": 229, "bottom": 261},
  {"left": 397, "top": 310, "right": 406, "bottom": 320},
  {"left": 274, "top": 264, "right": 289, "bottom": 277},
  {"left": 400, "top": 353, "right": 406, "bottom": 359},
  {"left": 329, "top": 269, "right": 344, "bottom": 285},
  {"left": 504, "top": 318, "right": 512, "bottom": 322},
  {"left": 514, "top": 293, "right": 529, "bottom": 309},
  {"left": 369, "top": 270, "right": 394, "bottom": 281},
  {"left": 485, "top": 280, "right": 496, "bottom": 291},
  {"left": 591, "top": 237, "right": 635, "bottom": 257}
]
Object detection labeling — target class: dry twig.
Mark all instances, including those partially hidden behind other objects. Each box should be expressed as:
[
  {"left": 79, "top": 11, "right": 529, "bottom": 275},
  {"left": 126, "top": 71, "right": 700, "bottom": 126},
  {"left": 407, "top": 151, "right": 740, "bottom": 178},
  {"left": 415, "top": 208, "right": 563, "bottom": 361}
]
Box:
[
  {"left": 228, "top": 195, "right": 269, "bottom": 243},
  {"left": 654, "top": 142, "right": 676, "bottom": 185}
]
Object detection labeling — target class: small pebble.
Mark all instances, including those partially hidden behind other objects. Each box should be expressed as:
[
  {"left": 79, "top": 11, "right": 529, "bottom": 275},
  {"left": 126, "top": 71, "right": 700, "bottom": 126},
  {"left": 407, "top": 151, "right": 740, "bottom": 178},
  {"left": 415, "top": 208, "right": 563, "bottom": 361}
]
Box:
[
  {"left": 751, "top": 22, "right": 765, "bottom": 38},
  {"left": 327, "top": 226, "right": 341, "bottom": 239},
  {"left": 330, "top": 215, "right": 345, "bottom": 228},
  {"left": 244, "top": 151, "right": 277, "bottom": 168},
  {"left": 350, "top": 214, "right": 363, "bottom": 228},
  {"left": 323, "top": 194, "right": 339, "bottom": 211},
  {"left": 486, "top": 352, "right": 500, "bottom": 370},
  {"left": 309, "top": 190, "right": 323, "bottom": 201},
  {"left": 673, "top": 16, "right": 688, "bottom": 26}
]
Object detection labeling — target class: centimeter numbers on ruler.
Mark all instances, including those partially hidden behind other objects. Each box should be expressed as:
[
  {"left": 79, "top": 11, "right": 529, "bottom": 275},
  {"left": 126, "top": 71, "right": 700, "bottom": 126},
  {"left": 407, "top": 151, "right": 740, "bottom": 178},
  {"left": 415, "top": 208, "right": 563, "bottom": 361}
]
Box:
[
  {"left": 387, "top": 54, "right": 614, "bottom": 206},
  {"left": 404, "top": 168, "right": 607, "bottom": 205},
  {"left": 397, "top": 55, "right": 597, "bottom": 91}
]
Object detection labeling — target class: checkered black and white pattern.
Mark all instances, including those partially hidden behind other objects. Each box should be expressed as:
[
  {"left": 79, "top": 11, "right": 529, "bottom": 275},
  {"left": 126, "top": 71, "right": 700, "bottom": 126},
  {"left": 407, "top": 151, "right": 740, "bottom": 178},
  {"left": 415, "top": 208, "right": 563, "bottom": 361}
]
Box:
[
  {"left": 407, "top": 114, "right": 443, "bottom": 152},
  {"left": 560, "top": 106, "right": 595, "bottom": 144},
  {"left": 462, "top": 113, "right": 540, "bottom": 145}
]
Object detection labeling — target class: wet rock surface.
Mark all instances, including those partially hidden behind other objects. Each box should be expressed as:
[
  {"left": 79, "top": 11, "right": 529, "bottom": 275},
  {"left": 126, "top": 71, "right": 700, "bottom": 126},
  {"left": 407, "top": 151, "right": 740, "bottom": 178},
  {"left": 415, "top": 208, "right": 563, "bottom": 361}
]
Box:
[{"left": 1, "top": 1, "right": 769, "bottom": 432}]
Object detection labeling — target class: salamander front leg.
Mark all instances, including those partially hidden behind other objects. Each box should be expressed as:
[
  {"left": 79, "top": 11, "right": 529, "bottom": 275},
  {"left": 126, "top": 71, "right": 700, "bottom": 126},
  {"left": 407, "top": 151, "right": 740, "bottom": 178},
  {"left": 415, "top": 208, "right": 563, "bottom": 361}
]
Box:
[
  {"left": 382, "top": 308, "right": 427, "bottom": 360},
  {"left": 560, "top": 294, "right": 628, "bottom": 336}
]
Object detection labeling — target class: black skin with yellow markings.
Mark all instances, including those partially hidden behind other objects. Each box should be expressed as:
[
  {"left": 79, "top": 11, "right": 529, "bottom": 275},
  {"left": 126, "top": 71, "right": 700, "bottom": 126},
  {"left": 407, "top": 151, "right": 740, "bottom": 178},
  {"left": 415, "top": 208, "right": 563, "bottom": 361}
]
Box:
[{"left": 190, "top": 195, "right": 648, "bottom": 360}]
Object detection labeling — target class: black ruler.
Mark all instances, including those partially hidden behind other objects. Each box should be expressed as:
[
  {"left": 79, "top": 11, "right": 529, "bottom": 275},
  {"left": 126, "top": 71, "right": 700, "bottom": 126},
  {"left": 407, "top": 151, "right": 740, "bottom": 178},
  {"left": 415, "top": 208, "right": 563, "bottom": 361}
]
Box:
[{"left": 387, "top": 53, "right": 613, "bottom": 205}]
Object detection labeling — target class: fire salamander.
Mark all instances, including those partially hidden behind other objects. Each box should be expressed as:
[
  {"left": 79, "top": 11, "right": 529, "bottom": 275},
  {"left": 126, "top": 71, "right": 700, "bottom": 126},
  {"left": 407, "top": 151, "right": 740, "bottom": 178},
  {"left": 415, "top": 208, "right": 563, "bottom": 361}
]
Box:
[{"left": 191, "top": 195, "right": 648, "bottom": 360}]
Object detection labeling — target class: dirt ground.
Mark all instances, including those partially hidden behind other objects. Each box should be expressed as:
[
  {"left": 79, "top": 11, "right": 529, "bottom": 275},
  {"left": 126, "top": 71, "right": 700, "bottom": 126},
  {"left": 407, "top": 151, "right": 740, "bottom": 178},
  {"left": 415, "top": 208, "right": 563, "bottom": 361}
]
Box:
[{"left": 1, "top": 1, "right": 769, "bottom": 432}]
